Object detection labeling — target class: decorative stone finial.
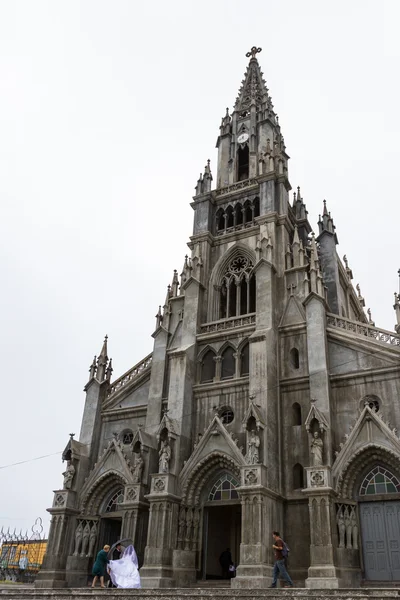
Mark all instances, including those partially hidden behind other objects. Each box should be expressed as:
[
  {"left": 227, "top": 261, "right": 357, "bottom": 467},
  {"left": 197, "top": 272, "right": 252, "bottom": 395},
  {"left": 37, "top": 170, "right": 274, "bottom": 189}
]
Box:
[{"left": 246, "top": 46, "right": 262, "bottom": 59}]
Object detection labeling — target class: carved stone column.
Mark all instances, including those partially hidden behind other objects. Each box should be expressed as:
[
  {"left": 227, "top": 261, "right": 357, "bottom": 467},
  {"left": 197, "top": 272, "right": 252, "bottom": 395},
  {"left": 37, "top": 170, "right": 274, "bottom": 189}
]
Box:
[
  {"left": 172, "top": 504, "right": 199, "bottom": 587},
  {"left": 303, "top": 466, "right": 339, "bottom": 589},
  {"left": 35, "top": 490, "right": 79, "bottom": 588},
  {"left": 140, "top": 474, "right": 180, "bottom": 588},
  {"left": 233, "top": 465, "right": 279, "bottom": 588},
  {"left": 121, "top": 483, "right": 149, "bottom": 567}
]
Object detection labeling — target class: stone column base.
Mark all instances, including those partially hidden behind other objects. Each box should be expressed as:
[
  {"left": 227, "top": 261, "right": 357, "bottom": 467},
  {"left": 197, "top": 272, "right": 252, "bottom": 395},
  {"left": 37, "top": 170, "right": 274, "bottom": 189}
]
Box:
[
  {"left": 231, "top": 564, "right": 272, "bottom": 588},
  {"left": 140, "top": 567, "right": 175, "bottom": 589},
  {"left": 306, "top": 566, "right": 339, "bottom": 589},
  {"left": 172, "top": 549, "right": 196, "bottom": 587},
  {"left": 34, "top": 571, "right": 67, "bottom": 589}
]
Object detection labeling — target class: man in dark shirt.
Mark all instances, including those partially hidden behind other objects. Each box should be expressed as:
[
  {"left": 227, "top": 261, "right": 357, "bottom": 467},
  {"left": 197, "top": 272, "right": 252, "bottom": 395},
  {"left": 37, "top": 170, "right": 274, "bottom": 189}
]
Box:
[{"left": 270, "top": 531, "right": 294, "bottom": 588}]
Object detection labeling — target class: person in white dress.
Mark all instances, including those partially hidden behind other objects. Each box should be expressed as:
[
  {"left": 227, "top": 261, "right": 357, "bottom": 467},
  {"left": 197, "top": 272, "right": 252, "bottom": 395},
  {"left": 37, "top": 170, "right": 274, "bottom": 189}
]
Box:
[{"left": 108, "top": 545, "right": 141, "bottom": 589}]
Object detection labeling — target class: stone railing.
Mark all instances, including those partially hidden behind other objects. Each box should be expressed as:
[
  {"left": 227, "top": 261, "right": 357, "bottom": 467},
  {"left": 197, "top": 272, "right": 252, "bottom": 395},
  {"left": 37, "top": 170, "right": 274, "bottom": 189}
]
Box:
[
  {"left": 200, "top": 313, "right": 256, "bottom": 334},
  {"left": 327, "top": 314, "right": 400, "bottom": 347},
  {"left": 107, "top": 353, "right": 153, "bottom": 398},
  {"left": 215, "top": 178, "right": 258, "bottom": 197}
]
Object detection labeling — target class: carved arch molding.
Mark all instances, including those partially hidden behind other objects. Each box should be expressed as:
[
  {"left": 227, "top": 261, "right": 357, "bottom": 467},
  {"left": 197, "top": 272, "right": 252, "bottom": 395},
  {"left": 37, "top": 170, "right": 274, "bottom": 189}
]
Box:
[
  {"left": 181, "top": 451, "right": 241, "bottom": 506},
  {"left": 81, "top": 470, "right": 128, "bottom": 515},
  {"left": 336, "top": 444, "right": 400, "bottom": 499}
]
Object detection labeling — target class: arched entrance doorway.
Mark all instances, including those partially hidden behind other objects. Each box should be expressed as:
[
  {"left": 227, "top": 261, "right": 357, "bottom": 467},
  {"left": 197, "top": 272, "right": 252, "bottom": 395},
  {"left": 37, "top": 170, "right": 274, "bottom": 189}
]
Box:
[
  {"left": 97, "top": 488, "right": 124, "bottom": 552},
  {"left": 201, "top": 473, "right": 241, "bottom": 580},
  {"left": 358, "top": 466, "right": 400, "bottom": 581}
]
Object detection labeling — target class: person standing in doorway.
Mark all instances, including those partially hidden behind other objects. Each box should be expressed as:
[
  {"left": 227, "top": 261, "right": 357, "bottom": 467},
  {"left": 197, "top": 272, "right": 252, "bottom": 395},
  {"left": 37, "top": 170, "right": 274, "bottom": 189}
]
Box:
[
  {"left": 92, "top": 544, "right": 110, "bottom": 588},
  {"left": 219, "top": 547, "right": 233, "bottom": 580},
  {"left": 270, "top": 532, "right": 294, "bottom": 588}
]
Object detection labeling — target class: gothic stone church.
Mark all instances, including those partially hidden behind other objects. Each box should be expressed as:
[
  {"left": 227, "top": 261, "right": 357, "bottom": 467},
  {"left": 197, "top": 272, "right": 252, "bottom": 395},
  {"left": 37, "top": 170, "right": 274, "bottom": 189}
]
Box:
[{"left": 37, "top": 48, "right": 400, "bottom": 589}]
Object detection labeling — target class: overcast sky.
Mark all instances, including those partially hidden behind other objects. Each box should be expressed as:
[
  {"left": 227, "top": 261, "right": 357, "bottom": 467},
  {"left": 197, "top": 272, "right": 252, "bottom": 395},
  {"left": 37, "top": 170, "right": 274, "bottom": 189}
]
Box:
[{"left": 0, "top": 0, "right": 399, "bottom": 536}]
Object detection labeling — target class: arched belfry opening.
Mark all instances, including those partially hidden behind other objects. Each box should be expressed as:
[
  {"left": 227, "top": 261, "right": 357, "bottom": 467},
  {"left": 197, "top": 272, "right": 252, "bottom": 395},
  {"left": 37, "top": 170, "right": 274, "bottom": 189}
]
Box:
[{"left": 237, "top": 144, "right": 249, "bottom": 181}]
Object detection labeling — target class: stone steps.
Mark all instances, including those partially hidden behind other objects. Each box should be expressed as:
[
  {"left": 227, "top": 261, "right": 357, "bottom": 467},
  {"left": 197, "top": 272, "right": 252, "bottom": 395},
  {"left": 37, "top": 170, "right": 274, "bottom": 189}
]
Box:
[{"left": 1, "top": 589, "right": 400, "bottom": 599}]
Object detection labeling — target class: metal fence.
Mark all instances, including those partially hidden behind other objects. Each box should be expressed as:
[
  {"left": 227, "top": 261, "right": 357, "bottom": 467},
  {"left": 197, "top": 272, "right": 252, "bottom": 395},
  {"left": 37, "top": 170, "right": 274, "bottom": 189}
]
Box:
[{"left": 0, "top": 518, "right": 47, "bottom": 584}]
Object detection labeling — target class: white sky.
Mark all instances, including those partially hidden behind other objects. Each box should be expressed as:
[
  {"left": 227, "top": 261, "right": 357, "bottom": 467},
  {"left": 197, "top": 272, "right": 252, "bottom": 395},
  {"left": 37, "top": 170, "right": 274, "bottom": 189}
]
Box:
[{"left": 0, "top": 0, "right": 399, "bottom": 536}]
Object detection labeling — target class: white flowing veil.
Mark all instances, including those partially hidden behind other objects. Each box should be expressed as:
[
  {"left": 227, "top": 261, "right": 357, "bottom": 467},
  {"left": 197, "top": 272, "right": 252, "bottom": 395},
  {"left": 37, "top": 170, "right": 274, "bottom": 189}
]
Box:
[
  {"left": 108, "top": 542, "right": 141, "bottom": 588},
  {"left": 122, "top": 544, "right": 139, "bottom": 568}
]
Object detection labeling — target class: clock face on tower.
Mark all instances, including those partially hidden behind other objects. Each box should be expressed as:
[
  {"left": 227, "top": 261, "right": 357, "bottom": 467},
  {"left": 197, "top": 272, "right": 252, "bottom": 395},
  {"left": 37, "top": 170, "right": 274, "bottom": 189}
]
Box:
[{"left": 237, "top": 133, "right": 249, "bottom": 144}]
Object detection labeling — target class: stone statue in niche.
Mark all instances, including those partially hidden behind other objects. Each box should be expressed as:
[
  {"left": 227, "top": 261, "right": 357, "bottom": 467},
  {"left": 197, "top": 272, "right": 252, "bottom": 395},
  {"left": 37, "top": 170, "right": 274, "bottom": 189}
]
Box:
[
  {"left": 159, "top": 439, "right": 172, "bottom": 473},
  {"left": 245, "top": 430, "right": 260, "bottom": 465},
  {"left": 62, "top": 460, "right": 75, "bottom": 490},
  {"left": 132, "top": 453, "right": 144, "bottom": 484},
  {"left": 310, "top": 431, "right": 324, "bottom": 466}
]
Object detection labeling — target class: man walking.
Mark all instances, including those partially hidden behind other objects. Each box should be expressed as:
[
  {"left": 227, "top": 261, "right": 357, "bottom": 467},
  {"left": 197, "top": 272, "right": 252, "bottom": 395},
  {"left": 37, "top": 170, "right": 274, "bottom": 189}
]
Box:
[{"left": 270, "top": 531, "right": 294, "bottom": 588}]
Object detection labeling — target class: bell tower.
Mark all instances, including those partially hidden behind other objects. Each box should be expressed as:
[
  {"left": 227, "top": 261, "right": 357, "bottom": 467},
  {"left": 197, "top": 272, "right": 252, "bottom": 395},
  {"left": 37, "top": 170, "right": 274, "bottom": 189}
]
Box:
[{"left": 216, "top": 46, "right": 289, "bottom": 195}]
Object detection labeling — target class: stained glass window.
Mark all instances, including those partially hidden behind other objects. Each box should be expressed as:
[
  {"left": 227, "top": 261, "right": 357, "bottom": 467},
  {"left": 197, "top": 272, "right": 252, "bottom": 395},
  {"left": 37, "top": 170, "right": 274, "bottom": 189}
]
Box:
[
  {"left": 359, "top": 466, "right": 400, "bottom": 496},
  {"left": 105, "top": 488, "right": 124, "bottom": 512},
  {"left": 208, "top": 474, "right": 239, "bottom": 501}
]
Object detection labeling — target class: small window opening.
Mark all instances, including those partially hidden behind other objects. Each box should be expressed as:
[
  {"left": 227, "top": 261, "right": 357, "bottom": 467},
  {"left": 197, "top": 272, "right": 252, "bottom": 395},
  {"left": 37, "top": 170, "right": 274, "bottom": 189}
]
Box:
[
  {"left": 240, "top": 343, "right": 250, "bottom": 376},
  {"left": 237, "top": 145, "right": 249, "bottom": 181},
  {"left": 293, "top": 463, "right": 304, "bottom": 490},
  {"left": 253, "top": 198, "right": 260, "bottom": 218},
  {"left": 249, "top": 274, "right": 256, "bottom": 313},
  {"left": 105, "top": 488, "right": 124, "bottom": 513},
  {"left": 361, "top": 395, "right": 380, "bottom": 412},
  {"left": 226, "top": 206, "right": 234, "bottom": 229},
  {"left": 219, "top": 406, "right": 234, "bottom": 425},
  {"left": 292, "top": 402, "right": 302, "bottom": 426},
  {"left": 121, "top": 430, "right": 133, "bottom": 445},
  {"left": 216, "top": 208, "right": 225, "bottom": 232},
  {"left": 201, "top": 350, "right": 216, "bottom": 383},
  {"left": 228, "top": 281, "right": 237, "bottom": 317},
  {"left": 244, "top": 201, "right": 252, "bottom": 224},
  {"left": 290, "top": 348, "right": 300, "bottom": 369},
  {"left": 236, "top": 203, "right": 243, "bottom": 226},
  {"left": 221, "top": 347, "right": 235, "bottom": 379}
]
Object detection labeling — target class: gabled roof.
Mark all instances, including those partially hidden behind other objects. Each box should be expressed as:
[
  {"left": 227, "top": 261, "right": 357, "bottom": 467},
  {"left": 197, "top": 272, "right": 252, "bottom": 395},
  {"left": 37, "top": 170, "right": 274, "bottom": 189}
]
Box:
[
  {"left": 333, "top": 404, "right": 400, "bottom": 487},
  {"left": 304, "top": 400, "right": 329, "bottom": 432}
]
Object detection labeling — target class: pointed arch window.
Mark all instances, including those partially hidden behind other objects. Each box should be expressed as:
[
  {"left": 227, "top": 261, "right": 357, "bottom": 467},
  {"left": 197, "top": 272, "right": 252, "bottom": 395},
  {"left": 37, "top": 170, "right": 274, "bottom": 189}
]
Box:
[
  {"left": 221, "top": 346, "right": 235, "bottom": 379},
  {"left": 292, "top": 402, "right": 302, "bottom": 426},
  {"left": 293, "top": 463, "right": 304, "bottom": 490},
  {"left": 240, "top": 343, "right": 250, "bottom": 376},
  {"left": 237, "top": 145, "right": 249, "bottom": 181},
  {"left": 208, "top": 474, "right": 239, "bottom": 501},
  {"left": 360, "top": 466, "right": 400, "bottom": 495},
  {"left": 104, "top": 488, "right": 124, "bottom": 513},
  {"left": 219, "top": 256, "right": 256, "bottom": 319},
  {"left": 200, "top": 350, "right": 216, "bottom": 383}
]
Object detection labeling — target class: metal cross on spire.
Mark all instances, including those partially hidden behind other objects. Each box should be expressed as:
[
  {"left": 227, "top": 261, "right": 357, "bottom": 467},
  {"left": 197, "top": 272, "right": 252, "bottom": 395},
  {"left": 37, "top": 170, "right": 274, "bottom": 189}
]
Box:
[{"left": 246, "top": 46, "right": 262, "bottom": 59}]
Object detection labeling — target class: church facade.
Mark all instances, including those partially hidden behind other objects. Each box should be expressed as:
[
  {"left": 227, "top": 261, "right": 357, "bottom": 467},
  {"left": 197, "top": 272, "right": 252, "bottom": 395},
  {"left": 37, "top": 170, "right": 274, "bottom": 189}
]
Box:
[{"left": 36, "top": 47, "right": 400, "bottom": 589}]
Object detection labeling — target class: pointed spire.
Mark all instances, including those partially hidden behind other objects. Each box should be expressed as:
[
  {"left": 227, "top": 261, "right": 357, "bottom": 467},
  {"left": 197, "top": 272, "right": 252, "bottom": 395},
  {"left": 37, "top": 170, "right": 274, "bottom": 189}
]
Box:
[
  {"left": 220, "top": 107, "right": 231, "bottom": 136},
  {"left": 235, "top": 47, "right": 274, "bottom": 117},
  {"left": 194, "top": 173, "right": 203, "bottom": 196},
  {"left": 155, "top": 305, "right": 163, "bottom": 329},
  {"left": 171, "top": 269, "right": 179, "bottom": 297},
  {"left": 292, "top": 226, "right": 301, "bottom": 268},
  {"left": 317, "top": 200, "right": 338, "bottom": 242},
  {"left": 180, "top": 254, "right": 192, "bottom": 291},
  {"left": 105, "top": 358, "right": 113, "bottom": 382},
  {"left": 293, "top": 186, "right": 308, "bottom": 220},
  {"left": 96, "top": 335, "right": 108, "bottom": 382},
  {"left": 202, "top": 159, "right": 213, "bottom": 193},
  {"left": 89, "top": 355, "right": 97, "bottom": 380}
]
